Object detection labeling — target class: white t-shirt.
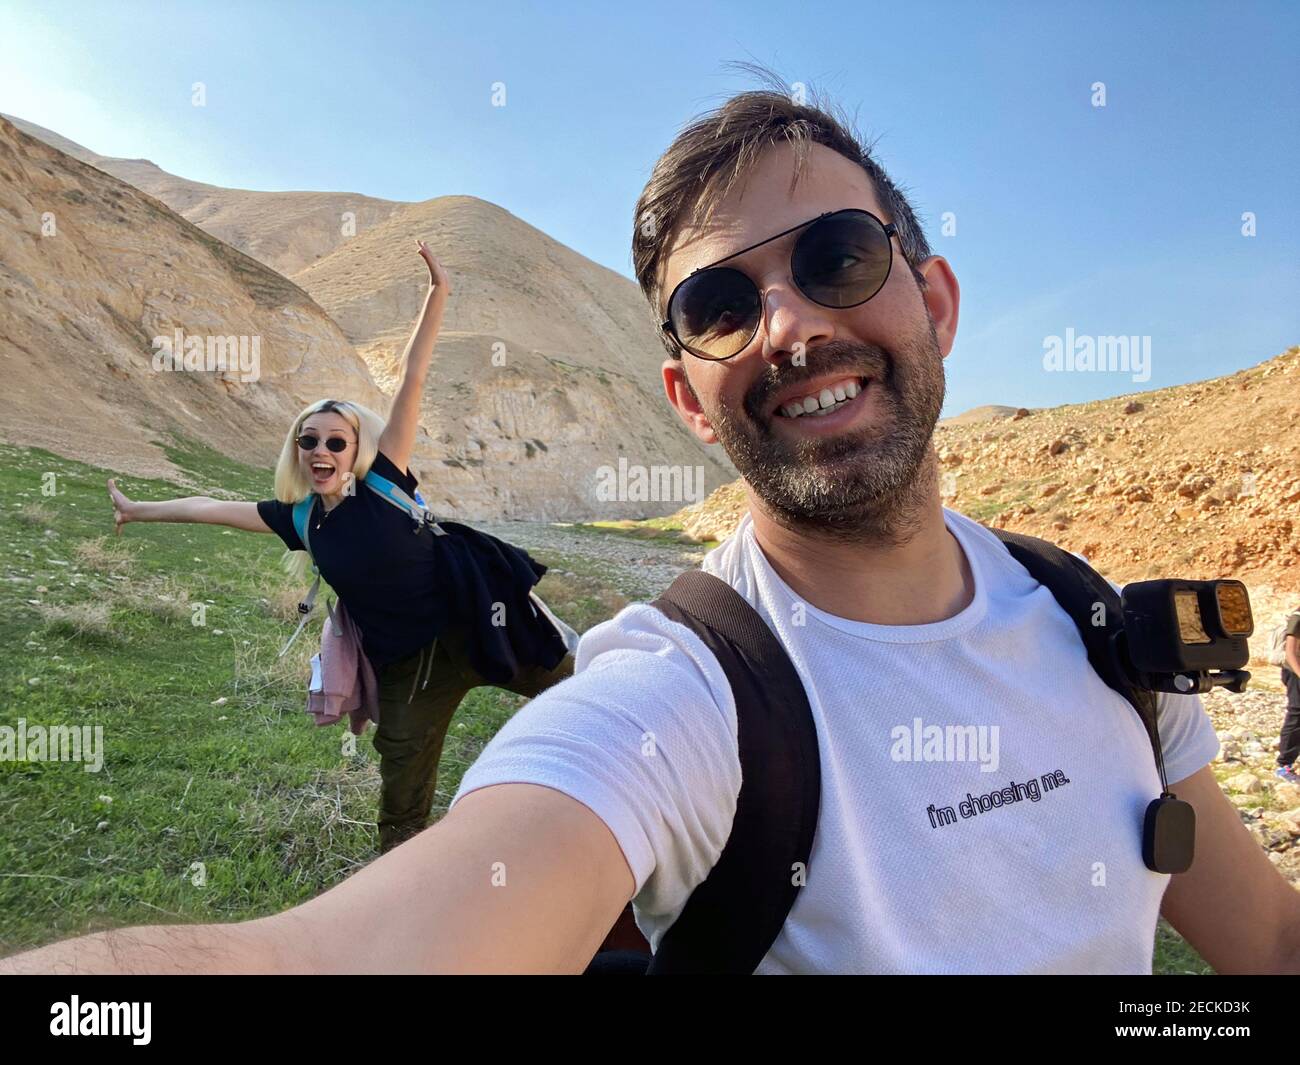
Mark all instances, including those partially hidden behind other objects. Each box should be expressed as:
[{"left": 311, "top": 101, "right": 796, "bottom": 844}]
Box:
[{"left": 450, "top": 507, "right": 1219, "bottom": 974}]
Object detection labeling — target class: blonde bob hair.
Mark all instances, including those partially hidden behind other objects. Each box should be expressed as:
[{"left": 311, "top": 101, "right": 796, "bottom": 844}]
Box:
[{"left": 271, "top": 398, "right": 390, "bottom": 579}]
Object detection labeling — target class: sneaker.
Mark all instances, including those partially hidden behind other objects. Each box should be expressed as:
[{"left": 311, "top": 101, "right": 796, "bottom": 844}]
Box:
[{"left": 1276, "top": 766, "right": 1300, "bottom": 784}]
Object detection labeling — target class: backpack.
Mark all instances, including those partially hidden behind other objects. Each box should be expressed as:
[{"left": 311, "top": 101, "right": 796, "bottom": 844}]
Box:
[
  {"left": 1268, "top": 616, "right": 1297, "bottom": 668},
  {"left": 585, "top": 528, "right": 1167, "bottom": 976}
]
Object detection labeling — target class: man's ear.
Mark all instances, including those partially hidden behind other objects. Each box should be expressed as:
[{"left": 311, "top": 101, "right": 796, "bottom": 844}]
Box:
[
  {"left": 661, "top": 358, "right": 718, "bottom": 445},
  {"left": 915, "top": 255, "right": 960, "bottom": 359}
]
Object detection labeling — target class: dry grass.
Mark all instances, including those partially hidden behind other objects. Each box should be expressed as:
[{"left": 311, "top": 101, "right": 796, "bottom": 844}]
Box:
[
  {"left": 72, "top": 536, "right": 134, "bottom": 575},
  {"left": 35, "top": 600, "right": 113, "bottom": 638},
  {"left": 260, "top": 582, "right": 312, "bottom": 624},
  {"left": 533, "top": 568, "right": 629, "bottom": 633},
  {"left": 15, "top": 501, "right": 57, "bottom": 527},
  {"left": 232, "top": 626, "right": 318, "bottom": 703},
  {"left": 122, "top": 575, "right": 192, "bottom": 623}
]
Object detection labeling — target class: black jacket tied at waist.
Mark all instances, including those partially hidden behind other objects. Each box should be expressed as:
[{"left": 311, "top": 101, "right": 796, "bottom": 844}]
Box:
[{"left": 431, "top": 521, "right": 568, "bottom": 685}]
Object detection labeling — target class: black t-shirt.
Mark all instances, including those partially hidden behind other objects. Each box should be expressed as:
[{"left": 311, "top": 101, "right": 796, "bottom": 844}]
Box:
[{"left": 258, "top": 450, "right": 453, "bottom": 669}]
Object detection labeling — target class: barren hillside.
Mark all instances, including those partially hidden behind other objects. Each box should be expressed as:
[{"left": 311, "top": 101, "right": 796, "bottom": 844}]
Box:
[
  {"left": 6, "top": 114, "right": 736, "bottom": 519},
  {"left": 0, "top": 116, "right": 388, "bottom": 486},
  {"left": 290, "top": 194, "right": 736, "bottom": 519},
  {"left": 2, "top": 115, "right": 405, "bottom": 277}
]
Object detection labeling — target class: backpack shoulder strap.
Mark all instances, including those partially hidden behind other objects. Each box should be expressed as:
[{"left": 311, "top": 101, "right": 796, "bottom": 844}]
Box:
[
  {"left": 990, "top": 528, "right": 1161, "bottom": 764},
  {"left": 362, "top": 470, "right": 448, "bottom": 536},
  {"left": 291, "top": 495, "right": 315, "bottom": 559},
  {"left": 279, "top": 495, "right": 321, "bottom": 658},
  {"left": 645, "top": 569, "right": 820, "bottom": 975}
]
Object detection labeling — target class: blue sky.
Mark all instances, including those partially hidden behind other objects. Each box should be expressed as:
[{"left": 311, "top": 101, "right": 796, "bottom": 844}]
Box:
[{"left": 2, "top": 0, "right": 1296, "bottom": 416}]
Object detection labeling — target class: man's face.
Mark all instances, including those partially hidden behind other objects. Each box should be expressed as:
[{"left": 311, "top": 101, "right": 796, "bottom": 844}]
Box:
[{"left": 657, "top": 142, "right": 958, "bottom": 540}]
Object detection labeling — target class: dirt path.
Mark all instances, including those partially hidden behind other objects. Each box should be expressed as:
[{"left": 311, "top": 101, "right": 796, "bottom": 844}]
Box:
[{"left": 474, "top": 521, "right": 708, "bottom": 600}]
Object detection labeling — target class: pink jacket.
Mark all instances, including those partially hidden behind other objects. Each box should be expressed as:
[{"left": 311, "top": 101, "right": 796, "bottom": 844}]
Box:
[{"left": 308, "top": 598, "right": 380, "bottom": 736}]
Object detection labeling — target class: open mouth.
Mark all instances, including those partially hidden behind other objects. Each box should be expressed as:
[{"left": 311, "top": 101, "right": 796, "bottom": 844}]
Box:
[
  {"left": 773, "top": 375, "right": 869, "bottom": 419},
  {"left": 310, "top": 462, "right": 336, "bottom": 484}
]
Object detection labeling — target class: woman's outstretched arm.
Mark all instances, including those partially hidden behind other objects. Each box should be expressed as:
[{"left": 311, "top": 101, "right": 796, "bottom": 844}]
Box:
[
  {"left": 107, "top": 478, "right": 272, "bottom": 534},
  {"left": 378, "top": 241, "right": 451, "bottom": 476}
]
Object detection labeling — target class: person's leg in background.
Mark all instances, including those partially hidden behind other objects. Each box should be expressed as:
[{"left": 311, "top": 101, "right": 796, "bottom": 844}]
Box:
[
  {"left": 372, "top": 635, "right": 475, "bottom": 853},
  {"left": 372, "top": 626, "right": 574, "bottom": 853},
  {"left": 1279, "top": 667, "right": 1300, "bottom": 781}
]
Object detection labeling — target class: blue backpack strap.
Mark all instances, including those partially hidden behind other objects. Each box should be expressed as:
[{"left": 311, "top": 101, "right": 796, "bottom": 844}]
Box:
[
  {"left": 361, "top": 470, "right": 448, "bottom": 536},
  {"left": 292, "top": 495, "right": 316, "bottom": 559},
  {"left": 279, "top": 495, "right": 321, "bottom": 657}
]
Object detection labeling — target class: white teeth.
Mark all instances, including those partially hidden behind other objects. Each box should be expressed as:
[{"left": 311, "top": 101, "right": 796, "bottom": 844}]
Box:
[{"left": 778, "top": 377, "right": 864, "bottom": 418}]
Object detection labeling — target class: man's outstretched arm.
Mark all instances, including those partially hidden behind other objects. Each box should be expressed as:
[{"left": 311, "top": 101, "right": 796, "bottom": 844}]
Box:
[{"left": 0, "top": 783, "right": 635, "bottom": 974}]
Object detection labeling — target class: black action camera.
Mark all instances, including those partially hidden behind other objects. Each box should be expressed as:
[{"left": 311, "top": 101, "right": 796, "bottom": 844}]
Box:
[
  {"left": 1119, "top": 579, "right": 1254, "bottom": 695},
  {"left": 1114, "top": 579, "right": 1254, "bottom": 873}
]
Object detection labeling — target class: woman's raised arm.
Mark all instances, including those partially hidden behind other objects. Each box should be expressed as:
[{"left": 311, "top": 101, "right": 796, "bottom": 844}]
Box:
[
  {"left": 377, "top": 240, "right": 451, "bottom": 475},
  {"left": 107, "top": 478, "right": 272, "bottom": 535}
]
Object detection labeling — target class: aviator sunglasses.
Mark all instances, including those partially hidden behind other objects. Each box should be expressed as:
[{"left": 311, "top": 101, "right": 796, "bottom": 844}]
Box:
[{"left": 661, "top": 208, "right": 898, "bottom": 361}]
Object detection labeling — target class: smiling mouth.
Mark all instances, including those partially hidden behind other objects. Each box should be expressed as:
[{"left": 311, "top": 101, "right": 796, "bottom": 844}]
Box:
[
  {"left": 772, "top": 375, "right": 869, "bottom": 419},
  {"left": 310, "top": 462, "right": 335, "bottom": 481}
]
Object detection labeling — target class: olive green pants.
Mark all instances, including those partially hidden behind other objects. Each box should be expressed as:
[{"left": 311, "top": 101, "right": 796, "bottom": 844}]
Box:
[{"left": 371, "top": 622, "right": 575, "bottom": 853}]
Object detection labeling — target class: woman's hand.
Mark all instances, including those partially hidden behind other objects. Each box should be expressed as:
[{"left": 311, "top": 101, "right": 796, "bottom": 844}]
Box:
[
  {"left": 379, "top": 242, "right": 453, "bottom": 473},
  {"left": 107, "top": 478, "right": 136, "bottom": 536},
  {"left": 417, "top": 240, "right": 451, "bottom": 298}
]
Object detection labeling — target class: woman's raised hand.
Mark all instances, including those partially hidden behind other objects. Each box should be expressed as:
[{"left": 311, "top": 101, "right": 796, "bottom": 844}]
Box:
[
  {"left": 107, "top": 478, "right": 136, "bottom": 536},
  {"left": 416, "top": 240, "right": 451, "bottom": 298}
]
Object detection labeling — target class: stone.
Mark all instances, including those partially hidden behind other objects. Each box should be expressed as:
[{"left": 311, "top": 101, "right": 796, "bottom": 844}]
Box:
[{"left": 1226, "top": 772, "right": 1264, "bottom": 794}]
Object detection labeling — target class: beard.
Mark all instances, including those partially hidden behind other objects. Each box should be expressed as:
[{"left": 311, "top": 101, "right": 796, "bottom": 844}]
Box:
[{"left": 692, "top": 316, "right": 946, "bottom": 546}]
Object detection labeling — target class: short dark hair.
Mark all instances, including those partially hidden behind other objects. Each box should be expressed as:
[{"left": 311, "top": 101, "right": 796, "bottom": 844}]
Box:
[{"left": 632, "top": 63, "right": 933, "bottom": 359}]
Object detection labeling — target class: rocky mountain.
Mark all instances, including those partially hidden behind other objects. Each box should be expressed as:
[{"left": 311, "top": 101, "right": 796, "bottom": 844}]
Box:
[
  {"left": 939, "top": 403, "right": 1033, "bottom": 426},
  {"left": 2, "top": 115, "right": 735, "bottom": 519},
  {"left": 0, "top": 116, "right": 387, "bottom": 488},
  {"left": 671, "top": 344, "right": 1300, "bottom": 658},
  {"left": 2, "top": 115, "right": 404, "bottom": 277},
  {"left": 289, "top": 194, "right": 737, "bottom": 519}
]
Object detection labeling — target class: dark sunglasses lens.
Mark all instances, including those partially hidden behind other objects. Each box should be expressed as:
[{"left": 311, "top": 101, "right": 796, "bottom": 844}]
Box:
[
  {"left": 792, "top": 212, "right": 892, "bottom": 309},
  {"left": 297, "top": 435, "right": 348, "bottom": 452},
  {"left": 670, "top": 267, "right": 760, "bottom": 359}
]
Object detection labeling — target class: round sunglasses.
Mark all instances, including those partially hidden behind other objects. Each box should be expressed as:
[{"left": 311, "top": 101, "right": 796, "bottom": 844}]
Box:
[
  {"left": 661, "top": 208, "right": 899, "bottom": 361},
  {"left": 296, "top": 433, "right": 353, "bottom": 453}
]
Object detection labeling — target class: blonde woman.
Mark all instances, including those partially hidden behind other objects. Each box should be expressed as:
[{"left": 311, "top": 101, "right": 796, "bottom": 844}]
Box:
[{"left": 106, "top": 242, "right": 576, "bottom": 852}]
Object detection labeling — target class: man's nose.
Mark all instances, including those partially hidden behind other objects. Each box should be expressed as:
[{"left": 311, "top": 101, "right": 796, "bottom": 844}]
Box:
[{"left": 759, "top": 282, "right": 837, "bottom": 366}]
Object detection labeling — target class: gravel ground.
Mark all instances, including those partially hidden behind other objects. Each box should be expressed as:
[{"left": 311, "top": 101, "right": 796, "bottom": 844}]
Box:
[{"left": 474, "top": 520, "right": 709, "bottom": 600}]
